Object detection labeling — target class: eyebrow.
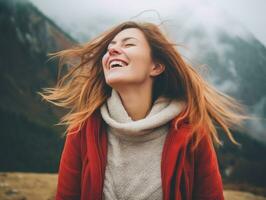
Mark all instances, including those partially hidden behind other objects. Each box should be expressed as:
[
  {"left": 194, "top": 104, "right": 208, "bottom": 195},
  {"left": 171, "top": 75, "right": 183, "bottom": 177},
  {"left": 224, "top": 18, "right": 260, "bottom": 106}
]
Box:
[{"left": 109, "top": 37, "right": 138, "bottom": 45}]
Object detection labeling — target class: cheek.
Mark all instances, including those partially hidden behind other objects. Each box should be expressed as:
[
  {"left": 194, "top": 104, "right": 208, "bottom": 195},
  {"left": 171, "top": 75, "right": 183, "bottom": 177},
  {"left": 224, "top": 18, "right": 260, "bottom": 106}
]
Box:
[
  {"left": 131, "top": 51, "right": 153, "bottom": 71},
  {"left": 131, "top": 46, "right": 152, "bottom": 63},
  {"left": 102, "top": 53, "right": 108, "bottom": 67}
]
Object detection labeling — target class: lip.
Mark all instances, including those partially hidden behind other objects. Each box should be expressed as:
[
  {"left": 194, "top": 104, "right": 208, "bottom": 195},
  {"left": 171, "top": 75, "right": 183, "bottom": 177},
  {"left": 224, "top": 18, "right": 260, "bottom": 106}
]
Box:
[{"left": 107, "top": 58, "right": 129, "bottom": 70}]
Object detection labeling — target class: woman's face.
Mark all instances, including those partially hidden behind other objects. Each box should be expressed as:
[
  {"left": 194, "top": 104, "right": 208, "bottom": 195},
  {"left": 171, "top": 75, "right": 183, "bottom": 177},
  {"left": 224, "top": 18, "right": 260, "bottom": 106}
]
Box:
[{"left": 102, "top": 28, "right": 157, "bottom": 88}]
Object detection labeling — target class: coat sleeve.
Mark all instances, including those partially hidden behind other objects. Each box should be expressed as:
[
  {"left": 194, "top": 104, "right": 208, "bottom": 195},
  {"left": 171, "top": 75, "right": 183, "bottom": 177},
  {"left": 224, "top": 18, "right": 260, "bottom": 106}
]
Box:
[
  {"left": 55, "top": 130, "right": 82, "bottom": 200},
  {"left": 192, "top": 134, "right": 224, "bottom": 200}
]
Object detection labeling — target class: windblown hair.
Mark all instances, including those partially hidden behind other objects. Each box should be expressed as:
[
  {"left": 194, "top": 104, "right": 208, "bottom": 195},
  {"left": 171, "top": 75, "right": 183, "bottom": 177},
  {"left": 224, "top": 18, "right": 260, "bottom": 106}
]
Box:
[{"left": 39, "top": 21, "right": 250, "bottom": 149}]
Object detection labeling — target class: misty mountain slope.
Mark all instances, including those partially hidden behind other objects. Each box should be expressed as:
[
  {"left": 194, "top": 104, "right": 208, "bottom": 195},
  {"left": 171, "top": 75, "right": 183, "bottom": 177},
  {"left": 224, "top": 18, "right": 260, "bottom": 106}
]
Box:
[
  {"left": 0, "top": 0, "right": 76, "bottom": 127},
  {"left": 217, "top": 130, "right": 266, "bottom": 190},
  {"left": 0, "top": 0, "right": 76, "bottom": 172},
  {"left": 159, "top": 7, "right": 266, "bottom": 142},
  {"left": 0, "top": 108, "right": 64, "bottom": 172}
]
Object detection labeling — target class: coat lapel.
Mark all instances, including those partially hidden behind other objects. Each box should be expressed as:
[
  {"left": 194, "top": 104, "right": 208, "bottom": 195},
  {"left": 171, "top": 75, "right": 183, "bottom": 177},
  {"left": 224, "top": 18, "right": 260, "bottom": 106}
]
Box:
[
  {"left": 85, "top": 111, "right": 108, "bottom": 200},
  {"left": 161, "top": 120, "right": 193, "bottom": 200}
]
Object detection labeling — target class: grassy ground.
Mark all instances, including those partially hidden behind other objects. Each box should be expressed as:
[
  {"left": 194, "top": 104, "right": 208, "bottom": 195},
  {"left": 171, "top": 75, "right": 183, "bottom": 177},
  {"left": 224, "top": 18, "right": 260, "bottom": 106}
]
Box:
[{"left": 0, "top": 172, "right": 265, "bottom": 200}]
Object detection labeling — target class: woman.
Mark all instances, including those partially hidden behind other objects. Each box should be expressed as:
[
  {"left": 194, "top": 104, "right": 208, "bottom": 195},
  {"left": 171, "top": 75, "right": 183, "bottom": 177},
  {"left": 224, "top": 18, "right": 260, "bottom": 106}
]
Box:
[{"left": 39, "top": 21, "right": 249, "bottom": 200}]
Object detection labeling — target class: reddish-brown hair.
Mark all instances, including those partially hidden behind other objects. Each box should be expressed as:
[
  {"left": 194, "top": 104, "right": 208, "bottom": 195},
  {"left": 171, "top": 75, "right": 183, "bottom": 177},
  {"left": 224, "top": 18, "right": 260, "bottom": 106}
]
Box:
[{"left": 39, "top": 21, "right": 250, "bottom": 149}]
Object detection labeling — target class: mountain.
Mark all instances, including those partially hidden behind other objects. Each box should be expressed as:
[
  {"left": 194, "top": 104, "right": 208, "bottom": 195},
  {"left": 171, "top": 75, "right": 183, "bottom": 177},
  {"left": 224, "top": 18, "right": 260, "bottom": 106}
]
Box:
[
  {"left": 0, "top": 0, "right": 76, "bottom": 127},
  {"left": 0, "top": 0, "right": 77, "bottom": 172},
  {"left": 168, "top": 6, "right": 266, "bottom": 142}
]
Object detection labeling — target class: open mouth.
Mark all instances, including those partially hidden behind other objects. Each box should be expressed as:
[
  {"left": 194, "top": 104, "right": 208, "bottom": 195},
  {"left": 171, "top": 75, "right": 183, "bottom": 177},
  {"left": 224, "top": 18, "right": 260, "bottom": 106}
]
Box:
[{"left": 109, "top": 60, "right": 128, "bottom": 69}]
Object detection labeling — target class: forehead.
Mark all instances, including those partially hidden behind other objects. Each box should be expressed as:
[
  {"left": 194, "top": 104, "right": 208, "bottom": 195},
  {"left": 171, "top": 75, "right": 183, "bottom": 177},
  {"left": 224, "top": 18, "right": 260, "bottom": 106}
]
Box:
[{"left": 112, "top": 28, "right": 147, "bottom": 42}]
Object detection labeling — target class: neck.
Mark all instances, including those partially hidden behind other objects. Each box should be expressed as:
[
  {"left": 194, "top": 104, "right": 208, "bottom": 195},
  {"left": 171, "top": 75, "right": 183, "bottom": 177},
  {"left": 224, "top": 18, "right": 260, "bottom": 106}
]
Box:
[{"left": 115, "top": 86, "right": 153, "bottom": 121}]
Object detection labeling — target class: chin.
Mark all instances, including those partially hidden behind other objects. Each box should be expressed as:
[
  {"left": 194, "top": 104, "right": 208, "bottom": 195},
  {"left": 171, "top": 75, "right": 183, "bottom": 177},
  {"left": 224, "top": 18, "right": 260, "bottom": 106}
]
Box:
[
  {"left": 105, "top": 78, "right": 127, "bottom": 88},
  {"left": 105, "top": 74, "right": 132, "bottom": 84},
  {"left": 104, "top": 74, "right": 145, "bottom": 88}
]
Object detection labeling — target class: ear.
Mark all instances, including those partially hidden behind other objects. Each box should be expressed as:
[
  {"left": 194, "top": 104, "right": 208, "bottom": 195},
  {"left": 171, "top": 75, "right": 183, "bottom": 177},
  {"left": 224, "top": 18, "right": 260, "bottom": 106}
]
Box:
[{"left": 150, "top": 63, "right": 165, "bottom": 77}]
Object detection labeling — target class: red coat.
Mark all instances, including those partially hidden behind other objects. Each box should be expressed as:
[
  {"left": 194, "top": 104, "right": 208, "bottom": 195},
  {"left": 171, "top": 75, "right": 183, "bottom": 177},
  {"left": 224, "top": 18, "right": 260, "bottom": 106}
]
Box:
[{"left": 56, "top": 111, "right": 224, "bottom": 200}]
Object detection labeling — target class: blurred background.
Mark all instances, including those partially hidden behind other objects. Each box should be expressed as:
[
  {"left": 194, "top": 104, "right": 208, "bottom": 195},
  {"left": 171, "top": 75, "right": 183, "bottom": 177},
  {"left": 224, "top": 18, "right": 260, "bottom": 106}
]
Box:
[{"left": 0, "top": 0, "right": 266, "bottom": 199}]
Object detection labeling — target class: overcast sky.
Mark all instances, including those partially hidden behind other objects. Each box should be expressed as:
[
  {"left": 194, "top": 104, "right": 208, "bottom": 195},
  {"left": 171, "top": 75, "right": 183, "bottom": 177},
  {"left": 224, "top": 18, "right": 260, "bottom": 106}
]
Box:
[
  {"left": 214, "top": 0, "right": 266, "bottom": 46},
  {"left": 29, "top": 0, "right": 266, "bottom": 46}
]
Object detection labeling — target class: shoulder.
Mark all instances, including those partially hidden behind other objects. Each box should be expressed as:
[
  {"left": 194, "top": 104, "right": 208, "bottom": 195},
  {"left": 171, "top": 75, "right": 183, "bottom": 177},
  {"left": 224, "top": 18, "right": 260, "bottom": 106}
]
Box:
[
  {"left": 66, "top": 110, "right": 102, "bottom": 137},
  {"left": 65, "top": 110, "right": 104, "bottom": 146}
]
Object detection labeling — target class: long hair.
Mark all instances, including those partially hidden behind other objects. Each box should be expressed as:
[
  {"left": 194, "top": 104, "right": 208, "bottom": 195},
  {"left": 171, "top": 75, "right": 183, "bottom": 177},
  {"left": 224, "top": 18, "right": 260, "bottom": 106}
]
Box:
[{"left": 38, "top": 21, "right": 250, "bottom": 149}]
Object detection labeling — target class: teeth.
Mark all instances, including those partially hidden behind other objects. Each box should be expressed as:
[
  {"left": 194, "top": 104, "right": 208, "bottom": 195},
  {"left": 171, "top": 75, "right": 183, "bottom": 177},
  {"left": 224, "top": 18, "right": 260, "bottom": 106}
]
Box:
[{"left": 109, "top": 60, "right": 127, "bottom": 68}]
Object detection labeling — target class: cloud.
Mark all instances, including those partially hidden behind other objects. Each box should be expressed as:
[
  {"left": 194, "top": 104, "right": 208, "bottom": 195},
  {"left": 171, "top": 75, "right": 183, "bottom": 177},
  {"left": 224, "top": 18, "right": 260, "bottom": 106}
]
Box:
[{"left": 29, "top": 0, "right": 266, "bottom": 47}]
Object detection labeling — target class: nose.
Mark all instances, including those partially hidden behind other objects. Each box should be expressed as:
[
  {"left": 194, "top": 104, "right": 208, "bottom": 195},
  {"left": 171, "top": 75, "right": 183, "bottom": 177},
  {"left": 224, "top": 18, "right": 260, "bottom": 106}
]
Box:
[{"left": 108, "top": 46, "right": 122, "bottom": 55}]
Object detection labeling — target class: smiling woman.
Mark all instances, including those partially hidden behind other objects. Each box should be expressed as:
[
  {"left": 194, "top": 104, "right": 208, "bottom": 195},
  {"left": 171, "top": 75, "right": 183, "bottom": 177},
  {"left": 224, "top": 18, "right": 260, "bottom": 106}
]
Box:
[
  {"left": 101, "top": 28, "right": 166, "bottom": 120},
  {"left": 39, "top": 21, "right": 250, "bottom": 200}
]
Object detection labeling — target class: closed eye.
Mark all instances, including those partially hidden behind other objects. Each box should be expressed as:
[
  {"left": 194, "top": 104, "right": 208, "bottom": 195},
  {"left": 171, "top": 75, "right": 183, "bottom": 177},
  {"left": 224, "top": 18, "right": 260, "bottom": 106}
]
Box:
[{"left": 125, "top": 43, "right": 135, "bottom": 47}]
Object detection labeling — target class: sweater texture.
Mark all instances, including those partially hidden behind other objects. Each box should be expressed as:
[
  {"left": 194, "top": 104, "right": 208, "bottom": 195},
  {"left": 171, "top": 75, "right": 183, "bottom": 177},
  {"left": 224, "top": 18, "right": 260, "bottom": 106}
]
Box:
[{"left": 100, "top": 90, "right": 185, "bottom": 199}]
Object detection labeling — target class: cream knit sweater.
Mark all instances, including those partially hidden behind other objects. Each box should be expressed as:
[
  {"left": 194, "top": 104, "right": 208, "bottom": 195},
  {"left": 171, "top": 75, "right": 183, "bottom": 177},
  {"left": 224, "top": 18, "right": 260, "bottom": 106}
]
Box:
[{"left": 100, "top": 90, "right": 185, "bottom": 200}]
